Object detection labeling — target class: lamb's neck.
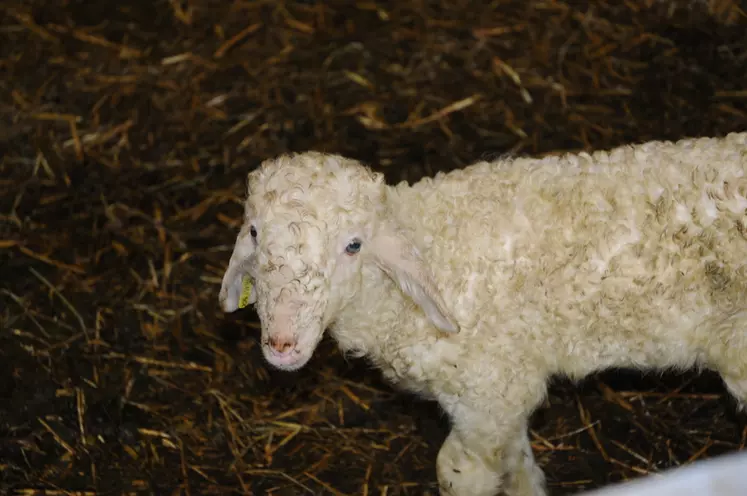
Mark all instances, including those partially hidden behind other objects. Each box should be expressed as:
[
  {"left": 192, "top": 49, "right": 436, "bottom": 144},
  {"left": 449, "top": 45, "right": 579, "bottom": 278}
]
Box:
[{"left": 328, "top": 265, "right": 413, "bottom": 361}]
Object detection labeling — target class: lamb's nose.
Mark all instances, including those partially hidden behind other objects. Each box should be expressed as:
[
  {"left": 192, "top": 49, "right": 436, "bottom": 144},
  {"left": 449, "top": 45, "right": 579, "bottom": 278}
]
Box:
[{"left": 268, "top": 336, "right": 295, "bottom": 355}]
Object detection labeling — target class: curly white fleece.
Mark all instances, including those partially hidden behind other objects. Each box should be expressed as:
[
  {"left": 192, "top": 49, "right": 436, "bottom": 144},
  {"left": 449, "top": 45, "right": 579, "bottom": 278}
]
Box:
[{"left": 220, "top": 132, "right": 747, "bottom": 496}]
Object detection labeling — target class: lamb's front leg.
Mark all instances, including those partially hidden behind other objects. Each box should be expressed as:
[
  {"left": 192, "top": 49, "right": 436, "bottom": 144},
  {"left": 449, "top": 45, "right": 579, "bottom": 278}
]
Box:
[
  {"left": 503, "top": 426, "right": 547, "bottom": 496},
  {"left": 436, "top": 428, "right": 502, "bottom": 496},
  {"left": 436, "top": 415, "right": 546, "bottom": 496}
]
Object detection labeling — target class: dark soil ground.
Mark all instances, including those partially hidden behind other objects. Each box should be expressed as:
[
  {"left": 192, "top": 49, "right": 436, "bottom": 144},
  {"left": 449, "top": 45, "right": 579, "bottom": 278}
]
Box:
[{"left": 1, "top": 1, "right": 747, "bottom": 495}]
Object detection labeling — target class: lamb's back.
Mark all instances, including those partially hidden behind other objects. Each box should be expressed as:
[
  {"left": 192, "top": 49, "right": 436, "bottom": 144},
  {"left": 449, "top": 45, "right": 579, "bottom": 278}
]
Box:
[{"left": 390, "top": 133, "right": 747, "bottom": 374}]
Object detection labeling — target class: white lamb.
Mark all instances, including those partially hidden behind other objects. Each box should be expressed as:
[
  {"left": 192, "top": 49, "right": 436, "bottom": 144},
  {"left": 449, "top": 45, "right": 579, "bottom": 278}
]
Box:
[{"left": 219, "top": 132, "right": 747, "bottom": 496}]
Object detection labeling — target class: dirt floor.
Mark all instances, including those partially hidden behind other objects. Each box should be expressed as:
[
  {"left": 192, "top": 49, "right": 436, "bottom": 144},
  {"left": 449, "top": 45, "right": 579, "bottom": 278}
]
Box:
[{"left": 1, "top": 0, "right": 747, "bottom": 494}]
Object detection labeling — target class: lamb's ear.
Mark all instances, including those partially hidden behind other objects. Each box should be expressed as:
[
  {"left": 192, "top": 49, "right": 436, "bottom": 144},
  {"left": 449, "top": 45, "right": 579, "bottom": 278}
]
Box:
[
  {"left": 369, "top": 225, "right": 459, "bottom": 333},
  {"left": 219, "top": 228, "right": 257, "bottom": 312}
]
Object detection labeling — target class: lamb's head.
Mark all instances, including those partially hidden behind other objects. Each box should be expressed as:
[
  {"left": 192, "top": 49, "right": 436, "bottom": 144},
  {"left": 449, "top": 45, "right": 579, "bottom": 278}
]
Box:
[{"left": 219, "top": 152, "right": 459, "bottom": 372}]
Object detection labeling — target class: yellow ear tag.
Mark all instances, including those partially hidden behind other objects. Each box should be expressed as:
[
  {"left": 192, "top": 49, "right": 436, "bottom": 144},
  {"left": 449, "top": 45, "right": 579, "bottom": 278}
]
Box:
[{"left": 238, "top": 275, "right": 253, "bottom": 309}]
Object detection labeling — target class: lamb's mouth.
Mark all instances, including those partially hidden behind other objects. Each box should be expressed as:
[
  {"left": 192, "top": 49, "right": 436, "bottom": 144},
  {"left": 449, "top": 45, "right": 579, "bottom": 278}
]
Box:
[{"left": 262, "top": 344, "right": 315, "bottom": 371}]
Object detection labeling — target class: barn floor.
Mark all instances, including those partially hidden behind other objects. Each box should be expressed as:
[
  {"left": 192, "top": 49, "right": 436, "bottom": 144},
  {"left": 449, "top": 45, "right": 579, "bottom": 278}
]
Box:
[{"left": 1, "top": 1, "right": 747, "bottom": 494}]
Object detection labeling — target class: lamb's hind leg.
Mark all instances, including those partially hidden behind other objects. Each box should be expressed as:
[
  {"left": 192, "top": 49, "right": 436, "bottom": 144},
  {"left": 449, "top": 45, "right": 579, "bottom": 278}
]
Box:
[
  {"left": 719, "top": 351, "right": 747, "bottom": 413},
  {"left": 706, "top": 310, "right": 747, "bottom": 411},
  {"left": 723, "top": 374, "right": 747, "bottom": 412}
]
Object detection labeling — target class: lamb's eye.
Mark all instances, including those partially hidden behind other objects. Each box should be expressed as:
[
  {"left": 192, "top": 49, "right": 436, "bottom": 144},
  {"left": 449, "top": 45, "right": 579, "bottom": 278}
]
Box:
[
  {"left": 345, "top": 239, "right": 362, "bottom": 255},
  {"left": 250, "top": 225, "right": 257, "bottom": 238}
]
